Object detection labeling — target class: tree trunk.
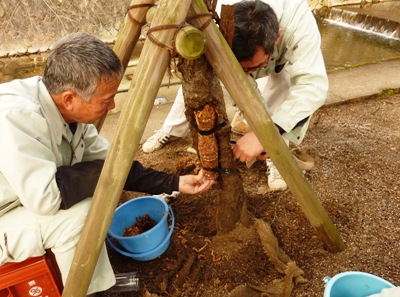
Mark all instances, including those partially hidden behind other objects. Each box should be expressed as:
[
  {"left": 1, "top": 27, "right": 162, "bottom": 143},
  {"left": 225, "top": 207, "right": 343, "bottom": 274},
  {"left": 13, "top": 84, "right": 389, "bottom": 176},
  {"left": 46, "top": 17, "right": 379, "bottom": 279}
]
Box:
[{"left": 178, "top": 56, "right": 249, "bottom": 234}]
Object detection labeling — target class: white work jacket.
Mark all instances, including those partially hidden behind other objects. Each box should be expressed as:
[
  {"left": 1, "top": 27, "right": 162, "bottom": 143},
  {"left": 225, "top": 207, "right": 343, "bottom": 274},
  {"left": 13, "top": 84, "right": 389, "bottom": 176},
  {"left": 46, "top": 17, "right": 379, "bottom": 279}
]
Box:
[
  {"left": 0, "top": 76, "right": 109, "bottom": 216},
  {"left": 253, "top": 0, "right": 329, "bottom": 133},
  {"left": 218, "top": 0, "right": 329, "bottom": 143}
]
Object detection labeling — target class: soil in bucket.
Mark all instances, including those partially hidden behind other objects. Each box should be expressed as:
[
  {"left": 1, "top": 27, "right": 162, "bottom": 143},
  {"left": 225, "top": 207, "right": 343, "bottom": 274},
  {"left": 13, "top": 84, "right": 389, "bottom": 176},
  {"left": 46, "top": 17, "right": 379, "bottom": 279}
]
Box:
[{"left": 123, "top": 214, "right": 157, "bottom": 237}]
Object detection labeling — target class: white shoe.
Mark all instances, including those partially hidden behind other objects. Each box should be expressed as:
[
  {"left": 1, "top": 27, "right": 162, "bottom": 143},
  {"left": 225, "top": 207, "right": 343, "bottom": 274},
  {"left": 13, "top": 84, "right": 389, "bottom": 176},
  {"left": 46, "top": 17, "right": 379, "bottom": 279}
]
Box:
[
  {"left": 266, "top": 159, "right": 287, "bottom": 191},
  {"left": 142, "top": 129, "right": 178, "bottom": 153}
]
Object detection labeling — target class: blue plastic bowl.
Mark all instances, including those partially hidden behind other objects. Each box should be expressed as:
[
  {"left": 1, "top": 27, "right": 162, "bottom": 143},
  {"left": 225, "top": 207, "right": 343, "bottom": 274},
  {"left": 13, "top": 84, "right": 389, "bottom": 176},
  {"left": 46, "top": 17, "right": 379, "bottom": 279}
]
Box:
[
  {"left": 108, "top": 196, "right": 170, "bottom": 254},
  {"left": 324, "top": 271, "right": 395, "bottom": 297}
]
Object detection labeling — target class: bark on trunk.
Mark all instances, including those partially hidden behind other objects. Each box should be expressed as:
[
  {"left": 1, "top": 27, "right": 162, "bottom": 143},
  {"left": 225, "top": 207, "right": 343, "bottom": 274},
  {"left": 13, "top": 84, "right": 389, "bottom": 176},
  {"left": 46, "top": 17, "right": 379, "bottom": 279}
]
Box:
[{"left": 178, "top": 56, "right": 249, "bottom": 233}]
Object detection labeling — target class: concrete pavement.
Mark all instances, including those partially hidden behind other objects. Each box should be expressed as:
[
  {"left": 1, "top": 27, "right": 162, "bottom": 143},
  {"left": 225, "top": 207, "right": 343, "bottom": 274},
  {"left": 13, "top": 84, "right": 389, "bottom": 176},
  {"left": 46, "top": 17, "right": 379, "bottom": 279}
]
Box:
[
  {"left": 99, "top": 58, "right": 400, "bottom": 144},
  {"left": 326, "top": 59, "right": 400, "bottom": 105}
]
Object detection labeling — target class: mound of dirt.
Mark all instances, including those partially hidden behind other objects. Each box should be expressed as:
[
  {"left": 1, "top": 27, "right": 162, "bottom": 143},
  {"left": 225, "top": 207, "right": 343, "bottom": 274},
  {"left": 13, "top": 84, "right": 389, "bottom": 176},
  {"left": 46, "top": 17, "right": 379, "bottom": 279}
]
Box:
[{"left": 104, "top": 93, "right": 400, "bottom": 297}]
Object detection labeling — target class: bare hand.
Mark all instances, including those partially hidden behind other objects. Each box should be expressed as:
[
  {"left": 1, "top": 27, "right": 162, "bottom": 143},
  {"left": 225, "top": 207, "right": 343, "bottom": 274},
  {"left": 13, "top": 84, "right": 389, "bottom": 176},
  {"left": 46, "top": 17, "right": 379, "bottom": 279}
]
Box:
[
  {"left": 178, "top": 170, "right": 215, "bottom": 194},
  {"left": 232, "top": 132, "right": 267, "bottom": 162}
]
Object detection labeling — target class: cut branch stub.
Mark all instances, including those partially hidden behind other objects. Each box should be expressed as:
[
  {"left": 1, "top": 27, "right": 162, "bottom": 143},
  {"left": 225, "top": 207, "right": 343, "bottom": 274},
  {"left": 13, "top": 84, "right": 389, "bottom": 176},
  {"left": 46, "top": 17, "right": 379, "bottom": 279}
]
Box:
[
  {"left": 175, "top": 25, "right": 206, "bottom": 60},
  {"left": 220, "top": 4, "right": 235, "bottom": 48}
]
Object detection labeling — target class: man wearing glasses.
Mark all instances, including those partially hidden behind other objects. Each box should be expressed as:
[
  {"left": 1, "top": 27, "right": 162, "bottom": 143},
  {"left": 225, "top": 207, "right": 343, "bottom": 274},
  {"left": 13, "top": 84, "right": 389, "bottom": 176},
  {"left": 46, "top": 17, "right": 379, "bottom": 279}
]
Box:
[{"left": 143, "top": 0, "right": 328, "bottom": 191}]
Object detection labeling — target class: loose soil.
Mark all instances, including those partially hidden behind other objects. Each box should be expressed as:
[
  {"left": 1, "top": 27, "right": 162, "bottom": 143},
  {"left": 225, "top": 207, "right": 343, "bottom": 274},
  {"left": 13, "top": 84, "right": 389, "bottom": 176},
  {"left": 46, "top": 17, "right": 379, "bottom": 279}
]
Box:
[
  {"left": 123, "top": 215, "right": 158, "bottom": 237},
  {"left": 104, "top": 93, "right": 400, "bottom": 297}
]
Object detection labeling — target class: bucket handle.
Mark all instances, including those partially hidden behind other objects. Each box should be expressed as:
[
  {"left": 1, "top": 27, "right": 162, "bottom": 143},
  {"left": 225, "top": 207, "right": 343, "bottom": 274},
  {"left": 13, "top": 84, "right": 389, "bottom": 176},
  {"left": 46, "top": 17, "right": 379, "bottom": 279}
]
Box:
[
  {"left": 106, "top": 206, "right": 175, "bottom": 257},
  {"left": 323, "top": 276, "right": 332, "bottom": 284}
]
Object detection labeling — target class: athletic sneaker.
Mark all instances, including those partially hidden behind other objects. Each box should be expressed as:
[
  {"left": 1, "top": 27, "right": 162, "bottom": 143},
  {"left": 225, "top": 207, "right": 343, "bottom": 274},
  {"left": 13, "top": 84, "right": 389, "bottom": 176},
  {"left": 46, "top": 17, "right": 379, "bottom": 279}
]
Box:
[
  {"left": 266, "top": 159, "right": 287, "bottom": 191},
  {"left": 142, "top": 129, "right": 178, "bottom": 153}
]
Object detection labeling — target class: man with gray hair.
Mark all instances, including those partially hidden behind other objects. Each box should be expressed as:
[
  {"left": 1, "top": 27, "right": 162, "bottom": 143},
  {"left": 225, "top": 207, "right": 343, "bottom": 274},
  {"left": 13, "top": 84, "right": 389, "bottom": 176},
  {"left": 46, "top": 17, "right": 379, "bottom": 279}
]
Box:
[{"left": 0, "top": 32, "right": 213, "bottom": 294}]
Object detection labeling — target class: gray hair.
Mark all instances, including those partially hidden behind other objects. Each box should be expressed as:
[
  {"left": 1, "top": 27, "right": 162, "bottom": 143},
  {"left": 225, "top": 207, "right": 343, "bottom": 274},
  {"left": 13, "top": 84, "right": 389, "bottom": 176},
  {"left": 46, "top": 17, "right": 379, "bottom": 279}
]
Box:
[{"left": 42, "top": 32, "right": 123, "bottom": 101}]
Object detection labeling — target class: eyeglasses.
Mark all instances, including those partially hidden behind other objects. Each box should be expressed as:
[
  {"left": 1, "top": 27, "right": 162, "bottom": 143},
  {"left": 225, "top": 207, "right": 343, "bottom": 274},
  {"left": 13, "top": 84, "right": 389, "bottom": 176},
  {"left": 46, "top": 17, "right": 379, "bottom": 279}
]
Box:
[{"left": 241, "top": 56, "right": 270, "bottom": 73}]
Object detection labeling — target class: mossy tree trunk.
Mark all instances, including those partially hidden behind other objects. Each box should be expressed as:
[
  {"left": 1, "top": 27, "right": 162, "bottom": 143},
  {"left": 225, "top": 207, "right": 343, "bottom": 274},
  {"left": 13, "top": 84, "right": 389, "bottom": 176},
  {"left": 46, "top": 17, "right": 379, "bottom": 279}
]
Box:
[{"left": 178, "top": 56, "right": 249, "bottom": 233}]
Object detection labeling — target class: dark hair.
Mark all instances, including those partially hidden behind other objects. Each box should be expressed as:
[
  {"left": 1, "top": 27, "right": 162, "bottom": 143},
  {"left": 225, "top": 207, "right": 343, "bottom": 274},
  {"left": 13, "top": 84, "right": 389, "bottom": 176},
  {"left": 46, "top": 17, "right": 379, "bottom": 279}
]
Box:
[
  {"left": 232, "top": 0, "right": 279, "bottom": 62},
  {"left": 42, "top": 32, "right": 123, "bottom": 101}
]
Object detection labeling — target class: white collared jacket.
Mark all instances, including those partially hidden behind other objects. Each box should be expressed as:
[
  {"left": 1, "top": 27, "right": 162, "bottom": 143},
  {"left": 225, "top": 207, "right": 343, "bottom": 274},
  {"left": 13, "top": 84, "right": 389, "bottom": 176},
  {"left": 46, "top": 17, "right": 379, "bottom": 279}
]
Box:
[{"left": 0, "top": 76, "right": 109, "bottom": 216}]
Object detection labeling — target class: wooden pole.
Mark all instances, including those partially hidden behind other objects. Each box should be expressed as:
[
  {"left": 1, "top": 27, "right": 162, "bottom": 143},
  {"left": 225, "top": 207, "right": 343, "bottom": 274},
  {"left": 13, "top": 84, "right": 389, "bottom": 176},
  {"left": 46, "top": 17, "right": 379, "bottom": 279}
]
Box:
[
  {"left": 62, "top": 1, "right": 193, "bottom": 296},
  {"left": 189, "top": 0, "right": 345, "bottom": 252},
  {"left": 146, "top": 5, "right": 158, "bottom": 24},
  {"left": 95, "top": 0, "right": 155, "bottom": 132},
  {"left": 114, "top": 0, "right": 155, "bottom": 69},
  {"left": 175, "top": 25, "right": 206, "bottom": 60}
]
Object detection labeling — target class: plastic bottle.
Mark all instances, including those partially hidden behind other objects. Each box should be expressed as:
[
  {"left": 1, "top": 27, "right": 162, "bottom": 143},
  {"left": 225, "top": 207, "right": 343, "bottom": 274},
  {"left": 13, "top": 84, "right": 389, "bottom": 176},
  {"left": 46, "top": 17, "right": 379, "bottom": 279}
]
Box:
[{"left": 105, "top": 272, "right": 139, "bottom": 292}]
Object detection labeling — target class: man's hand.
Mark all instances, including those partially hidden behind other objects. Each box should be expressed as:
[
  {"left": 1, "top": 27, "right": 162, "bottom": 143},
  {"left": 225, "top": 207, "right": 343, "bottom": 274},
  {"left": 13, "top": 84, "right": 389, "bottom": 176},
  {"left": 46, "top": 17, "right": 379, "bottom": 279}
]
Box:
[
  {"left": 178, "top": 170, "right": 215, "bottom": 194},
  {"left": 232, "top": 132, "right": 268, "bottom": 162}
]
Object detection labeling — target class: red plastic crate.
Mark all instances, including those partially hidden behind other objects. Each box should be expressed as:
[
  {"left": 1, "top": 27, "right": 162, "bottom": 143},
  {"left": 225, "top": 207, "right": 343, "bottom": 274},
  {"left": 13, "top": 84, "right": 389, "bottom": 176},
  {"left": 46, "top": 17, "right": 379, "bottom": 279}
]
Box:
[{"left": 0, "top": 251, "right": 63, "bottom": 297}]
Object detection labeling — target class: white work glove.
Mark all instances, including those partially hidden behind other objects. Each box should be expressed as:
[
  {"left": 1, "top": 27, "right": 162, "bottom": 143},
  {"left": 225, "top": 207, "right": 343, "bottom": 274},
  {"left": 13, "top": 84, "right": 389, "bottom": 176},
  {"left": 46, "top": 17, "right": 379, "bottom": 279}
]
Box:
[{"left": 153, "top": 191, "right": 180, "bottom": 203}]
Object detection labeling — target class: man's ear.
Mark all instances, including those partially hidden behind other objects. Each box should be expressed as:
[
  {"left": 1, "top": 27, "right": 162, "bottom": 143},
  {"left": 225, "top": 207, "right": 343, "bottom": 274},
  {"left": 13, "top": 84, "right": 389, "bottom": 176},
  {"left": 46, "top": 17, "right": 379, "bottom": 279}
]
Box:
[
  {"left": 275, "top": 29, "right": 281, "bottom": 46},
  {"left": 61, "top": 91, "right": 76, "bottom": 111}
]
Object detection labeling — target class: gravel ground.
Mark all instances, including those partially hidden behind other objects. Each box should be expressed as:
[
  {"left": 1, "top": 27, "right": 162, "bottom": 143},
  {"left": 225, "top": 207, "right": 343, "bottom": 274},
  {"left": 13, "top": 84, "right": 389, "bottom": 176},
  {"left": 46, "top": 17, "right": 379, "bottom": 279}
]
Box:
[{"left": 104, "top": 92, "right": 400, "bottom": 296}]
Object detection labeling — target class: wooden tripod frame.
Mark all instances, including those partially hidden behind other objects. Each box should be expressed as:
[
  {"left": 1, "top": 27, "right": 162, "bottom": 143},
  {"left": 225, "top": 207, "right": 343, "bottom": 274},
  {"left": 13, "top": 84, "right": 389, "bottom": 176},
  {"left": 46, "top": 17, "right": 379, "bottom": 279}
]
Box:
[{"left": 62, "top": 0, "right": 345, "bottom": 295}]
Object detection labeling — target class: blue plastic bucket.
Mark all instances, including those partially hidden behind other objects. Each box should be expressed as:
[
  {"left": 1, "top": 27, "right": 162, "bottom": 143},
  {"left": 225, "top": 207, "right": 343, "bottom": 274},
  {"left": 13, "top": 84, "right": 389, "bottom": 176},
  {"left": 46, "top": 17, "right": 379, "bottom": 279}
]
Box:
[
  {"left": 106, "top": 210, "right": 174, "bottom": 261},
  {"left": 108, "top": 196, "right": 171, "bottom": 255},
  {"left": 324, "top": 271, "right": 395, "bottom": 297}
]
